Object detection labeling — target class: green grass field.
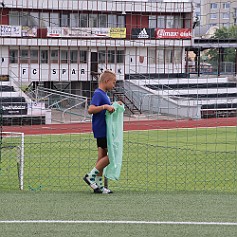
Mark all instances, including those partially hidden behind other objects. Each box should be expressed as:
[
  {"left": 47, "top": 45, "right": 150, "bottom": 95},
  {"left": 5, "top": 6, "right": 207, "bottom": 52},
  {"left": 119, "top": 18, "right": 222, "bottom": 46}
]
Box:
[
  {"left": 1, "top": 126, "right": 237, "bottom": 236},
  {"left": 1, "top": 126, "right": 237, "bottom": 192},
  {"left": 0, "top": 190, "right": 237, "bottom": 237}
]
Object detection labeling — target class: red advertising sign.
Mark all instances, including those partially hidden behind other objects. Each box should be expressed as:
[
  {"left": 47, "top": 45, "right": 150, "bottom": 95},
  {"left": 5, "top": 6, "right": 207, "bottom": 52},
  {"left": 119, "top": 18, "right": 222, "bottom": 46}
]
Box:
[{"left": 155, "top": 28, "right": 192, "bottom": 39}]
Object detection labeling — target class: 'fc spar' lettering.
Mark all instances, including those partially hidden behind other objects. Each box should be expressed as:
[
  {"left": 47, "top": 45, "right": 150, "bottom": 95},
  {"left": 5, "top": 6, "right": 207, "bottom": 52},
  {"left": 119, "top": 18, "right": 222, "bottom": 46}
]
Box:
[{"left": 22, "top": 68, "right": 79, "bottom": 75}]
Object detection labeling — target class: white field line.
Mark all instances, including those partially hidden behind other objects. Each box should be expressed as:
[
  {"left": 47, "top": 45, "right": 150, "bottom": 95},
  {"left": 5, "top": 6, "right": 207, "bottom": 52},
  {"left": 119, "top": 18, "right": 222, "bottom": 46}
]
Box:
[
  {"left": 124, "top": 125, "right": 237, "bottom": 133},
  {"left": 0, "top": 220, "right": 237, "bottom": 226}
]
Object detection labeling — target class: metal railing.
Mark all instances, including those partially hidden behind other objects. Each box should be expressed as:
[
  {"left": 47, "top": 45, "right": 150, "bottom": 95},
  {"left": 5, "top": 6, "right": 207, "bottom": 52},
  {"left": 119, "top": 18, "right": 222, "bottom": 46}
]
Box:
[{"left": 33, "top": 87, "right": 88, "bottom": 123}]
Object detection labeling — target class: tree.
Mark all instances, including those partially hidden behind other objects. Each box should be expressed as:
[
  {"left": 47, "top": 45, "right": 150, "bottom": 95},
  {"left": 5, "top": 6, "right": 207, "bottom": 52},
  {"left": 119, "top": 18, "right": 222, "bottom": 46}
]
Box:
[{"left": 204, "top": 26, "right": 237, "bottom": 64}]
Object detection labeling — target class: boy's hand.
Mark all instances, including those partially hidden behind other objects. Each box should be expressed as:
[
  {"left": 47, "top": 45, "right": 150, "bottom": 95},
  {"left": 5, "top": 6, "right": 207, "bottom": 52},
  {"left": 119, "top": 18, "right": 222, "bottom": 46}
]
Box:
[{"left": 105, "top": 105, "right": 115, "bottom": 113}]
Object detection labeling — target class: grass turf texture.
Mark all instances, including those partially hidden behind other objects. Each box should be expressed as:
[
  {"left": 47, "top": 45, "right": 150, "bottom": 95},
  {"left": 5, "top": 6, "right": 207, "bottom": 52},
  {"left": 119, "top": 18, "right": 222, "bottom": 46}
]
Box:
[
  {"left": 0, "top": 126, "right": 237, "bottom": 192},
  {"left": 0, "top": 191, "right": 237, "bottom": 237}
]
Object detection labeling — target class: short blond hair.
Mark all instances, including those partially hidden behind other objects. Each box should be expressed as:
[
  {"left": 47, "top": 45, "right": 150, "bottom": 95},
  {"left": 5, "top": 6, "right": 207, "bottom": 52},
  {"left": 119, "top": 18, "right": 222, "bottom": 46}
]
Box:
[{"left": 99, "top": 69, "right": 116, "bottom": 83}]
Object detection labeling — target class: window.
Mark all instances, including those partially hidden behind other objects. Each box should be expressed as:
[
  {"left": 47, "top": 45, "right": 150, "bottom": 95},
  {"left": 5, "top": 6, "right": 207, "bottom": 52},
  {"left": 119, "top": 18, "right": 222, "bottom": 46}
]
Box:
[
  {"left": 184, "top": 13, "right": 191, "bottom": 28},
  {"left": 210, "top": 13, "right": 217, "bottom": 19},
  {"left": 108, "top": 15, "right": 117, "bottom": 27},
  {"left": 149, "top": 15, "right": 181, "bottom": 29},
  {"left": 222, "top": 23, "right": 230, "bottom": 27},
  {"left": 223, "top": 3, "right": 230, "bottom": 9},
  {"left": 98, "top": 50, "right": 106, "bottom": 63},
  {"left": 166, "top": 16, "right": 174, "bottom": 28},
  {"left": 174, "top": 48, "right": 182, "bottom": 64},
  {"left": 70, "top": 13, "right": 79, "bottom": 28},
  {"left": 149, "top": 16, "right": 156, "bottom": 28},
  {"left": 99, "top": 14, "right": 107, "bottom": 27},
  {"left": 61, "top": 13, "right": 69, "bottom": 27},
  {"left": 20, "top": 12, "right": 29, "bottom": 26},
  {"left": 50, "top": 13, "right": 59, "bottom": 27},
  {"left": 174, "top": 15, "right": 183, "bottom": 28},
  {"left": 210, "top": 3, "right": 218, "bottom": 9},
  {"left": 148, "top": 48, "right": 155, "bottom": 64},
  {"left": 9, "top": 11, "right": 19, "bottom": 25},
  {"left": 157, "top": 16, "right": 165, "bottom": 28},
  {"left": 116, "top": 50, "right": 124, "bottom": 63},
  {"left": 40, "top": 50, "right": 48, "bottom": 63},
  {"left": 70, "top": 50, "right": 78, "bottom": 63},
  {"left": 30, "top": 50, "right": 38, "bottom": 63},
  {"left": 79, "top": 14, "right": 88, "bottom": 27},
  {"left": 40, "top": 12, "right": 49, "bottom": 28},
  {"left": 10, "top": 11, "right": 39, "bottom": 27},
  {"left": 165, "top": 48, "right": 173, "bottom": 64},
  {"left": 117, "top": 16, "right": 125, "bottom": 27},
  {"left": 50, "top": 50, "right": 59, "bottom": 63},
  {"left": 108, "top": 50, "right": 115, "bottom": 63},
  {"left": 79, "top": 51, "right": 87, "bottom": 63},
  {"left": 9, "top": 49, "right": 18, "bottom": 63},
  {"left": 89, "top": 14, "right": 97, "bottom": 27},
  {"left": 60, "top": 50, "right": 68, "bottom": 63},
  {"left": 157, "top": 49, "right": 164, "bottom": 64},
  {"left": 20, "top": 49, "right": 29, "bottom": 63},
  {"left": 234, "top": 8, "right": 237, "bottom": 24},
  {"left": 222, "top": 13, "right": 230, "bottom": 19},
  {"left": 28, "top": 12, "right": 39, "bottom": 26}
]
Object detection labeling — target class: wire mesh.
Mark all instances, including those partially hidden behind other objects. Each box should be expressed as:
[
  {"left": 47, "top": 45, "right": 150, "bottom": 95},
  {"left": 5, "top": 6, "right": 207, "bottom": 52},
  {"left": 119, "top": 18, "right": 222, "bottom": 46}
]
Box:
[{"left": 0, "top": 0, "right": 237, "bottom": 193}]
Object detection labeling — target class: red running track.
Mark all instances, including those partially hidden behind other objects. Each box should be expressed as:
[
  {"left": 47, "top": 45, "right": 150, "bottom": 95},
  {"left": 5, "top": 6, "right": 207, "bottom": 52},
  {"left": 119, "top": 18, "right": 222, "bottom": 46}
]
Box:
[{"left": 2, "top": 117, "right": 237, "bottom": 135}]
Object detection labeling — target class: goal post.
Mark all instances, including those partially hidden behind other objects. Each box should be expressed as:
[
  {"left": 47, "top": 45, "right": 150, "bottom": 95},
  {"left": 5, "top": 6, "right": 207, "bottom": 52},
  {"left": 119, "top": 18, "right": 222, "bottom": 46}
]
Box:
[{"left": 0, "top": 132, "right": 24, "bottom": 190}]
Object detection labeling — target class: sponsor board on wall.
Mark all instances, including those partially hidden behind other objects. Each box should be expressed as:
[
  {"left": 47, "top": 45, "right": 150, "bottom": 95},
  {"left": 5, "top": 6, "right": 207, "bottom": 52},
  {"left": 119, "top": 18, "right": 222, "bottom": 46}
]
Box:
[
  {"left": 0, "top": 98, "right": 27, "bottom": 115},
  {"left": 47, "top": 27, "right": 111, "bottom": 38},
  {"left": 109, "top": 28, "right": 126, "bottom": 38},
  {"left": 0, "top": 25, "right": 21, "bottom": 37},
  {"left": 155, "top": 28, "right": 192, "bottom": 39},
  {"left": 0, "top": 75, "right": 9, "bottom": 81},
  {"left": 131, "top": 28, "right": 155, "bottom": 39},
  {"left": 0, "top": 25, "right": 37, "bottom": 37},
  {"left": 22, "top": 26, "right": 37, "bottom": 37}
]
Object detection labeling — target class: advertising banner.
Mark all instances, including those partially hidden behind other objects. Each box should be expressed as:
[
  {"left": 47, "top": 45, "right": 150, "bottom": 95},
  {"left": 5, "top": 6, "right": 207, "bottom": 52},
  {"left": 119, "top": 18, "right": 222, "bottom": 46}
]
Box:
[
  {"left": 131, "top": 28, "right": 155, "bottom": 39},
  {"left": 47, "top": 27, "right": 110, "bottom": 38},
  {"left": 22, "top": 26, "right": 37, "bottom": 37},
  {"left": 110, "top": 28, "right": 126, "bottom": 38},
  {"left": 0, "top": 75, "right": 9, "bottom": 81},
  {"left": 0, "top": 98, "right": 27, "bottom": 115},
  {"left": 0, "top": 25, "right": 37, "bottom": 37},
  {"left": 0, "top": 25, "right": 21, "bottom": 37},
  {"left": 155, "top": 28, "right": 192, "bottom": 39}
]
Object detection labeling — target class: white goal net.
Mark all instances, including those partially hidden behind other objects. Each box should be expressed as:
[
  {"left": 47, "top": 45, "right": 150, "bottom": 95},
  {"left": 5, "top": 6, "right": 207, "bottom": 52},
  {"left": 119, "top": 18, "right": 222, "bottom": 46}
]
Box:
[{"left": 0, "top": 132, "right": 24, "bottom": 190}]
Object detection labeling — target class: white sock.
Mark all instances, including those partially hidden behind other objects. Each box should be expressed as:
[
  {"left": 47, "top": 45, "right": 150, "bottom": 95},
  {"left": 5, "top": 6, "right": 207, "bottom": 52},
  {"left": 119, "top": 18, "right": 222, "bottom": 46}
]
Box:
[
  {"left": 88, "top": 167, "right": 99, "bottom": 183},
  {"left": 95, "top": 176, "right": 103, "bottom": 190}
]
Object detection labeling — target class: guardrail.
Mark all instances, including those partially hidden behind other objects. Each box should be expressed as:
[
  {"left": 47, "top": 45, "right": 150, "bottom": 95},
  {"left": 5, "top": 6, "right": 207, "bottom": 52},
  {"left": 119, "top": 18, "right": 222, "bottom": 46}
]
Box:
[{"left": 34, "top": 87, "right": 88, "bottom": 123}]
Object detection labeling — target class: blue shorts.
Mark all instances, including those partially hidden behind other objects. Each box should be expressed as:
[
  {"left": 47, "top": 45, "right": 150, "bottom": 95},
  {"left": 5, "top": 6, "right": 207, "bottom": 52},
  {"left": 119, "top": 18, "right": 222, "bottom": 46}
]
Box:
[{"left": 97, "top": 137, "right": 107, "bottom": 149}]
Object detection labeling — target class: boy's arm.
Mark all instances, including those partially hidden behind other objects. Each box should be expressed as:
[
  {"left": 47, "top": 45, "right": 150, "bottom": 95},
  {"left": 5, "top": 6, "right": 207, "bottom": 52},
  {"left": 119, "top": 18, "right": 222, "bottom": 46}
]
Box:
[{"left": 88, "top": 104, "right": 115, "bottom": 114}]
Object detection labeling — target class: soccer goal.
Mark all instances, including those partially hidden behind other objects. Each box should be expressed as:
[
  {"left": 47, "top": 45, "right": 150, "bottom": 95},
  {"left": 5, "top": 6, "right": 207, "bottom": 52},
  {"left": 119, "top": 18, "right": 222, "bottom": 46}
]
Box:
[{"left": 0, "top": 132, "right": 24, "bottom": 190}]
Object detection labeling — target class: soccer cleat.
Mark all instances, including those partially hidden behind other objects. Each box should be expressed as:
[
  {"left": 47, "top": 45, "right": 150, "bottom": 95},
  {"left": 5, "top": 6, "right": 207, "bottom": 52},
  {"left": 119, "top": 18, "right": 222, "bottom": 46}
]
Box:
[
  {"left": 94, "top": 187, "right": 113, "bottom": 194},
  {"left": 102, "top": 187, "right": 113, "bottom": 194},
  {"left": 83, "top": 174, "right": 100, "bottom": 191}
]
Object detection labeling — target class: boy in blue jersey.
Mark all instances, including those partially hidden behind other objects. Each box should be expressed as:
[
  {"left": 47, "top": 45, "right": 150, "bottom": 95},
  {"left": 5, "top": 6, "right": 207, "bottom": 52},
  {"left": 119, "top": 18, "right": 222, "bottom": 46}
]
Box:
[{"left": 83, "top": 69, "right": 120, "bottom": 194}]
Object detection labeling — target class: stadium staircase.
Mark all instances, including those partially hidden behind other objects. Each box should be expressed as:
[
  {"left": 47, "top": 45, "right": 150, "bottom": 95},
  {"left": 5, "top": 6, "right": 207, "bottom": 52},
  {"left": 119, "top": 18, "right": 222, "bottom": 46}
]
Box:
[
  {"left": 91, "top": 72, "right": 142, "bottom": 115},
  {"left": 111, "top": 87, "right": 141, "bottom": 115}
]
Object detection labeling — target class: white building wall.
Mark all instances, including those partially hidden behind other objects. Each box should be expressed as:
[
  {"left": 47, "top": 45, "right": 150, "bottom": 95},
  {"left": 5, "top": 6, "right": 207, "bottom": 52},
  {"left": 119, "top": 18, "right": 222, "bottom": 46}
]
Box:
[
  {"left": 6, "top": 0, "right": 192, "bottom": 13},
  {"left": 0, "top": 47, "right": 9, "bottom": 75}
]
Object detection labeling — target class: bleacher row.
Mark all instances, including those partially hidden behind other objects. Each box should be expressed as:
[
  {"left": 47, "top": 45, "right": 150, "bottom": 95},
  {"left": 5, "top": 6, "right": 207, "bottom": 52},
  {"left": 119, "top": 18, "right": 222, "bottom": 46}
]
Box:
[{"left": 144, "top": 76, "right": 237, "bottom": 118}]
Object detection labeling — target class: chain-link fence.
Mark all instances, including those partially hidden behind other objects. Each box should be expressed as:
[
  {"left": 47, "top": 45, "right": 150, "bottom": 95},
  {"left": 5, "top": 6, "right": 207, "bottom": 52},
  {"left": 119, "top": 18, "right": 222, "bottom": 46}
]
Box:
[{"left": 1, "top": 128, "right": 237, "bottom": 193}]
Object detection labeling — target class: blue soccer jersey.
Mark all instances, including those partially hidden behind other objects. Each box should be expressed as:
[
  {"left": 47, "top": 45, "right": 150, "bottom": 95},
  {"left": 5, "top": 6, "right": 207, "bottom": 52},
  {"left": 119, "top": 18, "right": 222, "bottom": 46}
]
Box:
[{"left": 90, "top": 88, "right": 111, "bottom": 138}]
